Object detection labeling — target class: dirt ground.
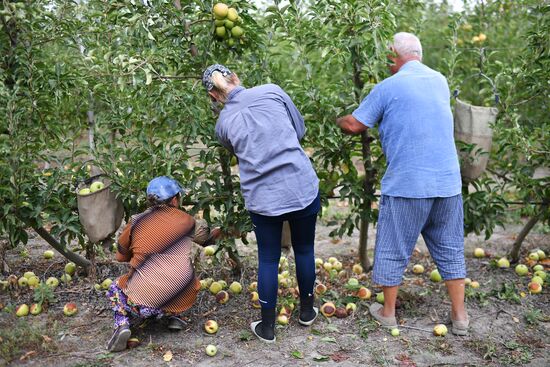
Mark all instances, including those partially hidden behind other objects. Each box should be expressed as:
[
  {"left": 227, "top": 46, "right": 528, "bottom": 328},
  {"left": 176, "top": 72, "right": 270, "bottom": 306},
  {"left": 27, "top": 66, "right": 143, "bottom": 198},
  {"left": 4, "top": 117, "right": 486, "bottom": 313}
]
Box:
[{"left": 1, "top": 202, "right": 549, "bottom": 367}]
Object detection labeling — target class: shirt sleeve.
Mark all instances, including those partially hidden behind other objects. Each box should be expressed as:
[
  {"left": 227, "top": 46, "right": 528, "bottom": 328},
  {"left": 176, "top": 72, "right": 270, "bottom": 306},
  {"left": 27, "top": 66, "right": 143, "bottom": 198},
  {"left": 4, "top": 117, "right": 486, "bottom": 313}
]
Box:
[
  {"left": 352, "top": 84, "right": 385, "bottom": 128},
  {"left": 116, "top": 222, "right": 133, "bottom": 262},
  {"left": 215, "top": 118, "right": 235, "bottom": 154},
  {"left": 279, "top": 88, "right": 306, "bottom": 141}
]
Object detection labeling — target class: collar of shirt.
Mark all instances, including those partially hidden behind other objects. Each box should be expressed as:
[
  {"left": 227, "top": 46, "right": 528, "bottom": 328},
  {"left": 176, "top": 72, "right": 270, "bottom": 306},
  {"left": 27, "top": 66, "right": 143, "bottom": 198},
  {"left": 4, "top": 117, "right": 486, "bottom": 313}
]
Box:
[
  {"left": 399, "top": 60, "right": 422, "bottom": 72},
  {"left": 227, "top": 86, "right": 246, "bottom": 102}
]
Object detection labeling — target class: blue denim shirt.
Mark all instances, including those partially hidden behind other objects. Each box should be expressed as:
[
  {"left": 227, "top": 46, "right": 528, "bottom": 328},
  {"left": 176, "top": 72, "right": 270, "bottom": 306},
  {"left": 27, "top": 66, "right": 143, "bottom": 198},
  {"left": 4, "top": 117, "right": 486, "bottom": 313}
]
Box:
[
  {"left": 216, "top": 84, "right": 319, "bottom": 216},
  {"left": 352, "top": 60, "right": 461, "bottom": 198}
]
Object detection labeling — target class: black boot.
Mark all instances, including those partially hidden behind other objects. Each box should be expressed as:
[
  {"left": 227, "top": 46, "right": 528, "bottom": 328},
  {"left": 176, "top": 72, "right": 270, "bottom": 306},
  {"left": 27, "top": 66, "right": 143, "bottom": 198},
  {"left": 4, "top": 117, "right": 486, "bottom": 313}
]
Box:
[
  {"left": 299, "top": 293, "right": 319, "bottom": 326},
  {"left": 251, "top": 307, "right": 276, "bottom": 343}
]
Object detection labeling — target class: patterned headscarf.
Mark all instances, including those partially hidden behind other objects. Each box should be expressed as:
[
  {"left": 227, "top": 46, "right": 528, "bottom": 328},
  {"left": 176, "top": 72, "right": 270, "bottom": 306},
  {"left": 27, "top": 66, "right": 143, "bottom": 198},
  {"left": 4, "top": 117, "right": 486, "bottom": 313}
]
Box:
[{"left": 202, "top": 64, "right": 233, "bottom": 91}]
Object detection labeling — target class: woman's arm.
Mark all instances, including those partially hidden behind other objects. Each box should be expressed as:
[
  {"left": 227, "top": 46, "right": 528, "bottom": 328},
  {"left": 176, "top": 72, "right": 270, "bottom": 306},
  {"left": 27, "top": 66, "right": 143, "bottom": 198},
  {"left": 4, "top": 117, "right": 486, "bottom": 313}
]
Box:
[{"left": 192, "top": 219, "right": 221, "bottom": 247}]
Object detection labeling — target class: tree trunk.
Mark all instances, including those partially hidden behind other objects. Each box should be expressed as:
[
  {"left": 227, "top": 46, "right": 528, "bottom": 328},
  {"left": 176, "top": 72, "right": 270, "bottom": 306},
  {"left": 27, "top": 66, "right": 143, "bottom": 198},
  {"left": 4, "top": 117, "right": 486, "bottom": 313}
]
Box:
[
  {"left": 0, "top": 239, "right": 9, "bottom": 274},
  {"left": 281, "top": 221, "right": 292, "bottom": 249},
  {"left": 509, "top": 204, "right": 548, "bottom": 263}
]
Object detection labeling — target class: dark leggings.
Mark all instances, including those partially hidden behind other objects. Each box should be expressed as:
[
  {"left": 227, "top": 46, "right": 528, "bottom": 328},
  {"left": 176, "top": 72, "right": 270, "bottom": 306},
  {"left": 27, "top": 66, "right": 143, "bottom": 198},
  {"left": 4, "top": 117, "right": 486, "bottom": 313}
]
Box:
[{"left": 249, "top": 193, "right": 320, "bottom": 309}]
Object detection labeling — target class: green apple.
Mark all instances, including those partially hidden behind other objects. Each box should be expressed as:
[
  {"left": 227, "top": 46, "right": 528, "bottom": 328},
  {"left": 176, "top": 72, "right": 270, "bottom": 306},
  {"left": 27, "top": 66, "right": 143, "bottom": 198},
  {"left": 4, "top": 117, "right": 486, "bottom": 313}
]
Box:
[
  {"left": 231, "top": 26, "right": 243, "bottom": 38},
  {"left": 347, "top": 278, "right": 359, "bottom": 287},
  {"left": 515, "top": 264, "right": 529, "bottom": 276},
  {"left": 248, "top": 281, "right": 257, "bottom": 292},
  {"left": 433, "top": 324, "right": 448, "bottom": 336},
  {"left": 89, "top": 181, "right": 105, "bottom": 193},
  {"left": 470, "top": 281, "right": 480, "bottom": 288},
  {"left": 101, "top": 278, "right": 113, "bottom": 289},
  {"left": 333, "top": 261, "right": 343, "bottom": 271},
  {"left": 536, "top": 250, "right": 546, "bottom": 260},
  {"left": 531, "top": 276, "right": 544, "bottom": 285},
  {"left": 224, "top": 19, "right": 234, "bottom": 29},
  {"left": 94, "top": 283, "right": 102, "bottom": 291},
  {"left": 328, "top": 257, "right": 338, "bottom": 264},
  {"left": 227, "top": 7, "right": 238, "bottom": 22},
  {"left": 63, "top": 302, "right": 78, "bottom": 316},
  {"left": 315, "top": 258, "right": 323, "bottom": 267},
  {"left": 79, "top": 188, "right": 91, "bottom": 196},
  {"left": 528, "top": 281, "right": 542, "bottom": 294},
  {"left": 215, "top": 26, "right": 226, "bottom": 38},
  {"left": 352, "top": 264, "right": 363, "bottom": 274},
  {"left": 345, "top": 303, "right": 357, "bottom": 314},
  {"left": 43, "top": 250, "right": 54, "bottom": 259},
  {"left": 376, "top": 292, "right": 385, "bottom": 304},
  {"left": 497, "top": 257, "right": 510, "bottom": 268},
  {"left": 323, "top": 262, "right": 333, "bottom": 272},
  {"left": 30, "top": 303, "right": 42, "bottom": 315},
  {"left": 218, "top": 280, "right": 227, "bottom": 289},
  {"left": 534, "top": 270, "right": 546, "bottom": 281},
  {"left": 412, "top": 264, "right": 425, "bottom": 274},
  {"left": 16, "top": 304, "right": 29, "bottom": 317},
  {"left": 27, "top": 275, "right": 40, "bottom": 287},
  {"left": 430, "top": 269, "right": 442, "bottom": 282},
  {"left": 473, "top": 248, "right": 485, "bottom": 258},
  {"left": 229, "top": 281, "right": 242, "bottom": 294},
  {"left": 529, "top": 252, "right": 539, "bottom": 261},
  {"left": 18, "top": 276, "right": 29, "bottom": 287},
  {"left": 533, "top": 264, "right": 544, "bottom": 272},
  {"left": 209, "top": 281, "right": 222, "bottom": 295},
  {"left": 60, "top": 273, "right": 72, "bottom": 283},
  {"left": 23, "top": 271, "right": 35, "bottom": 279},
  {"left": 46, "top": 277, "right": 59, "bottom": 288},
  {"left": 204, "top": 246, "right": 215, "bottom": 256},
  {"left": 64, "top": 262, "right": 77, "bottom": 276},
  {"left": 212, "top": 3, "right": 228, "bottom": 19},
  {"left": 277, "top": 314, "right": 289, "bottom": 325},
  {"left": 205, "top": 344, "right": 217, "bottom": 357},
  {"left": 204, "top": 320, "right": 219, "bottom": 334},
  {"left": 464, "top": 277, "right": 472, "bottom": 286},
  {"left": 391, "top": 328, "right": 400, "bottom": 337}
]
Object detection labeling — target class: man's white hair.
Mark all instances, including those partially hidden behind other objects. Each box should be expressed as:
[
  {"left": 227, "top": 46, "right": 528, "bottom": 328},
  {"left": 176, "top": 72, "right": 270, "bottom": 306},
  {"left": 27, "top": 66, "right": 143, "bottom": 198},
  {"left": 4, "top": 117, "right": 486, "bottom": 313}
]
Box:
[{"left": 391, "top": 32, "right": 423, "bottom": 59}]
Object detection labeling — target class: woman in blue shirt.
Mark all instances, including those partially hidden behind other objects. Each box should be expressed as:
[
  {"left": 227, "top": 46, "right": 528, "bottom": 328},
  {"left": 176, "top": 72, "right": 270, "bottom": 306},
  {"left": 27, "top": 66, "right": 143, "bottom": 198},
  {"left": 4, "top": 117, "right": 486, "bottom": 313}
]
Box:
[{"left": 202, "top": 64, "right": 320, "bottom": 342}]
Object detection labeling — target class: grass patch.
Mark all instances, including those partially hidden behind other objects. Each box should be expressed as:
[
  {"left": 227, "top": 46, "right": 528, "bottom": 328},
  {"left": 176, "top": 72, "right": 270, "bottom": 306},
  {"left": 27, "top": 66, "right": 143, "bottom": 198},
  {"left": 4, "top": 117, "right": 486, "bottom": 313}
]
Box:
[{"left": 0, "top": 318, "right": 59, "bottom": 363}]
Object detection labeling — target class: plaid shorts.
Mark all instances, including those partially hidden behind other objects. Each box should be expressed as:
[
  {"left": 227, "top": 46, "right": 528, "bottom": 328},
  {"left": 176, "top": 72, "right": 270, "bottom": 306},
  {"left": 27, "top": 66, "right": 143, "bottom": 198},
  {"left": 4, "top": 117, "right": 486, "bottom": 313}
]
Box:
[{"left": 372, "top": 194, "right": 465, "bottom": 286}]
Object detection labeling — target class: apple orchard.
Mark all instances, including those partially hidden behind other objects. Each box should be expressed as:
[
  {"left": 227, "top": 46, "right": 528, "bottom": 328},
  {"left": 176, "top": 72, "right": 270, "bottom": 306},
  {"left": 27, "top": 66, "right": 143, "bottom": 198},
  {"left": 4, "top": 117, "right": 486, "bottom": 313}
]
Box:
[{"left": 0, "top": 1, "right": 549, "bottom": 365}]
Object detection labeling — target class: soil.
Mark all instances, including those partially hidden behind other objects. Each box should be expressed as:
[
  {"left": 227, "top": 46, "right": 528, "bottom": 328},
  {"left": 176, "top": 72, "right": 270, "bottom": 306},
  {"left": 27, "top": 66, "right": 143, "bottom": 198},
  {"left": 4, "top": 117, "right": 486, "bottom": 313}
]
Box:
[{"left": 1, "top": 202, "right": 549, "bottom": 367}]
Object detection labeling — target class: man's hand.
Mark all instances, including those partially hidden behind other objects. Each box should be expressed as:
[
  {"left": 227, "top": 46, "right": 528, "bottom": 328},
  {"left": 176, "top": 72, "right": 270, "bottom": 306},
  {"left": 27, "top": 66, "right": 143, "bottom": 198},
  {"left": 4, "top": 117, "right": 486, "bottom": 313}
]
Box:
[{"left": 336, "top": 114, "right": 368, "bottom": 135}]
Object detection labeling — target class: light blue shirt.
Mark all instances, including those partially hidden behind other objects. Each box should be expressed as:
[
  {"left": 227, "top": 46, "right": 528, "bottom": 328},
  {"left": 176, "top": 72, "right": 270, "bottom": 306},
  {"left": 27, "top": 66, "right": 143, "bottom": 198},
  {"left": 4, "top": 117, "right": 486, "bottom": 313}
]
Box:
[
  {"left": 216, "top": 84, "right": 319, "bottom": 216},
  {"left": 352, "top": 60, "right": 461, "bottom": 198}
]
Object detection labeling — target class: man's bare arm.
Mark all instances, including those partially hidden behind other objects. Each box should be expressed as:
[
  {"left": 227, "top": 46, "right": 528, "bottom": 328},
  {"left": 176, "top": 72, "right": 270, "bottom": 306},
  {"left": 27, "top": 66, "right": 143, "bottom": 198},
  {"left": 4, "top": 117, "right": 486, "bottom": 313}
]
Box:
[{"left": 336, "top": 114, "right": 368, "bottom": 135}]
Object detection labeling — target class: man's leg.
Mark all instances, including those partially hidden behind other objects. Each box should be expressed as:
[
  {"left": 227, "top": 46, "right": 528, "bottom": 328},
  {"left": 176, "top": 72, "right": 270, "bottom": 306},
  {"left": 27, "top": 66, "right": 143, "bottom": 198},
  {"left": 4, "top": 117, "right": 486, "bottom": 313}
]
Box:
[
  {"left": 421, "top": 195, "right": 468, "bottom": 323},
  {"left": 372, "top": 196, "right": 431, "bottom": 320}
]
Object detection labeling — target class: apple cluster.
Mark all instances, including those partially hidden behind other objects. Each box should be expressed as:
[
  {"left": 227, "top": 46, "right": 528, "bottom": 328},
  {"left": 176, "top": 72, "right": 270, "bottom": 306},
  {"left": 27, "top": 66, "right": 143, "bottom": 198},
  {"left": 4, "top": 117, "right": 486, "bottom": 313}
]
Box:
[
  {"left": 212, "top": 2, "right": 244, "bottom": 47},
  {"left": 78, "top": 180, "right": 105, "bottom": 196}
]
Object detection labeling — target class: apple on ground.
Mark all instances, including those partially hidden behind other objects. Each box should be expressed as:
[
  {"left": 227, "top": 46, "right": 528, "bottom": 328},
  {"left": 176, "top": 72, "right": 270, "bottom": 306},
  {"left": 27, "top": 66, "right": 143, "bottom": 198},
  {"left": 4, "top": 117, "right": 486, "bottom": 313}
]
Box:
[
  {"left": 63, "top": 302, "right": 78, "bottom": 316},
  {"left": 250, "top": 291, "right": 259, "bottom": 302},
  {"left": 94, "top": 283, "right": 102, "bottom": 291},
  {"left": 346, "top": 303, "right": 357, "bottom": 314},
  {"left": 433, "top": 324, "right": 448, "bottom": 336},
  {"left": 470, "top": 281, "right": 480, "bottom": 288},
  {"left": 205, "top": 344, "right": 217, "bottom": 357},
  {"left": 315, "top": 258, "right": 324, "bottom": 267},
  {"left": 248, "top": 281, "right": 257, "bottom": 292},
  {"left": 532, "top": 264, "right": 544, "bottom": 272},
  {"left": 252, "top": 300, "right": 261, "bottom": 309},
  {"left": 23, "top": 271, "right": 35, "bottom": 279},
  {"left": 27, "top": 275, "right": 40, "bottom": 287},
  {"left": 352, "top": 264, "right": 363, "bottom": 275},
  {"left": 328, "top": 257, "right": 338, "bottom": 265},
  {"left": 64, "top": 262, "right": 77, "bottom": 276},
  {"left": 357, "top": 287, "right": 371, "bottom": 300},
  {"left": 464, "top": 278, "right": 472, "bottom": 286},
  {"left": 529, "top": 252, "right": 539, "bottom": 261},
  {"left": 497, "top": 257, "right": 510, "bottom": 268},
  {"left": 315, "top": 283, "right": 327, "bottom": 295},
  {"left": 218, "top": 280, "right": 227, "bottom": 289},
  {"left": 277, "top": 314, "right": 289, "bottom": 325},
  {"left": 335, "top": 307, "right": 348, "bottom": 319},
  {"left": 531, "top": 276, "right": 544, "bottom": 285},
  {"left": 536, "top": 250, "right": 546, "bottom": 260},
  {"left": 60, "top": 274, "right": 72, "bottom": 283},
  {"left": 534, "top": 270, "right": 546, "bottom": 281},
  {"left": 127, "top": 338, "right": 140, "bottom": 349},
  {"left": 376, "top": 292, "right": 385, "bottom": 304},
  {"left": 204, "top": 320, "right": 219, "bottom": 334},
  {"left": 216, "top": 290, "right": 230, "bottom": 304},
  {"left": 46, "top": 277, "right": 59, "bottom": 288},
  {"left": 473, "top": 248, "right": 485, "bottom": 258},
  {"left": 30, "top": 303, "right": 42, "bottom": 315},
  {"left": 204, "top": 246, "right": 215, "bottom": 256},
  {"left": 430, "top": 269, "right": 442, "bottom": 282},
  {"left": 323, "top": 262, "right": 333, "bottom": 272},
  {"left": 209, "top": 282, "right": 222, "bottom": 295},
  {"left": 229, "top": 281, "right": 242, "bottom": 294},
  {"left": 347, "top": 278, "right": 359, "bottom": 287},
  {"left": 43, "top": 250, "right": 54, "bottom": 259},
  {"left": 515, "top": 264, "right": 529, "bottom": 276},
  {"left": 333, "top": 261, "right": 343, "bottom": 271},
  {"left": 320, "top": 302, "right": 336, "bottom": 317},
  {"left": 391, "top": 328, "right": 400, "bottom": 337},
  {"left": 528, "top": 282, "right": 542, "bottom": 294},
  {"left": 412, "top": 264, "right": 425, "bottom": 274},
  {"left": 101, "top": 278, "right": 113, "bottom": 290},
  {"left": 16, "top": 304, "right": 30, "bottom": 317},
  {"left": 18, "top": 277, "right": 29, "bottom": 287}
]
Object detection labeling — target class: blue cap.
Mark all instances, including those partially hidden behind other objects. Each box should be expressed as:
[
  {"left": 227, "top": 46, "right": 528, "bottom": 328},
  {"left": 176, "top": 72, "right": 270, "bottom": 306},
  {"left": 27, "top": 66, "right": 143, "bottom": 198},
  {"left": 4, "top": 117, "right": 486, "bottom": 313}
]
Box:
[{"left": 146, "top": 176, "right": 184, "bottom": 201}]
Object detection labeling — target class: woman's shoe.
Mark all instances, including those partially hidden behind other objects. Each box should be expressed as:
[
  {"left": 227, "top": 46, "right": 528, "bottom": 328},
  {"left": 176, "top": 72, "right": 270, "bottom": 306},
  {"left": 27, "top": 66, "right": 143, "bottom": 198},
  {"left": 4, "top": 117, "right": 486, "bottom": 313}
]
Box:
[
  {"left": 251, "top": 307, "right": 276, "bottom": 343},
  {"left": 298, "top": 294, "right": 318, "bottom": 326},
  {"left": 107, "top": 324, "right": 131, "bottom": 352}
]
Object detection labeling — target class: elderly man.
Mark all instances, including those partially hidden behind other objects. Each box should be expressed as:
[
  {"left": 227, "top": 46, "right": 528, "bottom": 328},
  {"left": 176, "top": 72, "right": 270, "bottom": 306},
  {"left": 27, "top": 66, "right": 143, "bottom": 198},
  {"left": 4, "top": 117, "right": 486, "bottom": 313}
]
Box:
[{"left": 336, "top": 32, "right": 468, "bottom": 335}]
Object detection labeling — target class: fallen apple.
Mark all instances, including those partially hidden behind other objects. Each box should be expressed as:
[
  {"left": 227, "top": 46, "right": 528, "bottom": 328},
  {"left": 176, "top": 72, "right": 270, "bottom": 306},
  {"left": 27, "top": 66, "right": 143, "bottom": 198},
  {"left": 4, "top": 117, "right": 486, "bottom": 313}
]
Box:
[
  {"left": 204, "top": 320, "right": 219, "bottom": 334},
  {"left": 315, "top": 258, "right": 324, "bottom": 267},
  {"left": 536, "top": 250, "right": 546, "bottom": 260},
  {"left": 90, "top": 181, "right": 105, "bottom": 193},
  {"left": 16, "top": 304, "right": 29, "bottom": 317},
  {"left": 376, "top": 292, "right": 385, "bottom": 304},
  {"left": 528, "top": 281, "right": 542, "bottom": 294},
  {"left": 27, "top": 275, "right": 40, "bottom": 288},
  {"left": 46, "top": 277, "right": 59, "bottom": 288},
  {"left": 352, "top": 264, "right": 363, "bottom": 275},
  {"left": 357, "top": 287, "right": 372, "bottom": 300},
  {"left": 229, "top": 281, "right": 242, "bottom": 294},
  {"left": 531, "top": 276, "right": 544, "bottom": 285},
  {"left": 30, "top": 303, "right": 42, "bottom": 315},
  {"left": 320, "top": 302, "right": 336, "bottom": 317},
  {"left": 323, "top": 262, "right": 333, "bottom": 272},
  {"left": 64, "top": 262, "right": 77, "bottom": 276},
  {"left": 252, "top": 300, "right": 261, "bottom": 309},
  {"left": 63, "top": 302, "right": 78, "bottom": 316},
  {"left": 43, "top": 250, "right": 54, "bottom": 259},
  {"left": 277, "top": 314, "right": 289, "bottom": 325},
  {"left": 216, "top": 290, "right": 230, "bottom": 304},
  {"left": 333, "top": 261, "right": 343, "bottom": 271},
  {"left": 529, "top": 252, "right": 539, "bottom": 261},
  {"left": 250, "top": 291, "right": 259, "bottom": 302},
  {"left": 430, "top": 269, "right": 442, "bottom": 282},
  {"left": 315, "top": 283, "right": 327, "bottom": 295},
  {"left": 412, "top": 264, "right": 425, "bottom": 274},
  {"left": 515, "top": 264, "right": 529, "bottom": 276},
  {"left": 473, "top": 248, "right": 485, "bottom": 258},
  {"left": 534, "top": 270, "right": 546, "bottom": 281},
  {"left": 209, "top": 281, "right": 222, "bottom": 295},
  {"left": 532, "top": 264, "right": 544, "bottom": 272},
  {"left": 94, "top": 283, "right": 102, "bottom": 291},
  {"left": 18, "top": 277, "right": 29, "bottom": 287},
  {"left": 464, "top": 278, "right": 472, "bottom": 286},
  {"left": 328, "top": 257, "right": 338, "bottom": 265},
  {"left": 23, "top": 271, "right": 35, "bottom": 279},
  {"left": 433, "top": 324, "right": 448, "bottom": 336},
  {"left": 497, "top": 257, "right": 510, "bottom": 268},
  {"left": 335, "top": 307, "right": 348, "bottom": 319},
  {"left": 345, "top": 303, "right": 357, "bottom": 314},
  {"left": 347, "top": 278, "right": 359, "bottom": 287},
  {"left": 60, "top": 273, "right": 72, "bottom": 283},
  {"left": 204, "top": 246, "right": 215, "bottom": 256},
  {"left": 470, "top": 281, "right": 480, "bottom": 288},
  {"left": 101, "top": 278, "right": 113, "bottom": 289},
  {"left": 127, "top": 338, "right": 140, "bottom": 349},
  {"left": 248, "top": 281, "right": 257, "bottom": 292},
  {"left": 218, "top": 280, "right": 227, "bottom": 289},
  {"left": 391, "top": 328, "right": 400, "bottom": 337},
  {"left": 205, "top": 344, "right": 217, "bottom": 356}
]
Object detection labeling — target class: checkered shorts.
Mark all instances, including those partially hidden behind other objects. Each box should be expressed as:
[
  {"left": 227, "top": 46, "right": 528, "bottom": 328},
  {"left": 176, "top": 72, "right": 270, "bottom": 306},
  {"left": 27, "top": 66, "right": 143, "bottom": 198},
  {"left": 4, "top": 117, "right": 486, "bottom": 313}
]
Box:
[{"left": 372, "top": 194, "right": 465, "bottom": 286}]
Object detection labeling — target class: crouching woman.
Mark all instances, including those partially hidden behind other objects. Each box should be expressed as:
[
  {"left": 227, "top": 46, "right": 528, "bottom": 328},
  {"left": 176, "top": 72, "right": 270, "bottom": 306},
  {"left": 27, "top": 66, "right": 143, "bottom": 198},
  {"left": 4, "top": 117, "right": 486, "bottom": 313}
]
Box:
[{"left": 106, "top": 176, "right": 219, "bottom": 352}]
